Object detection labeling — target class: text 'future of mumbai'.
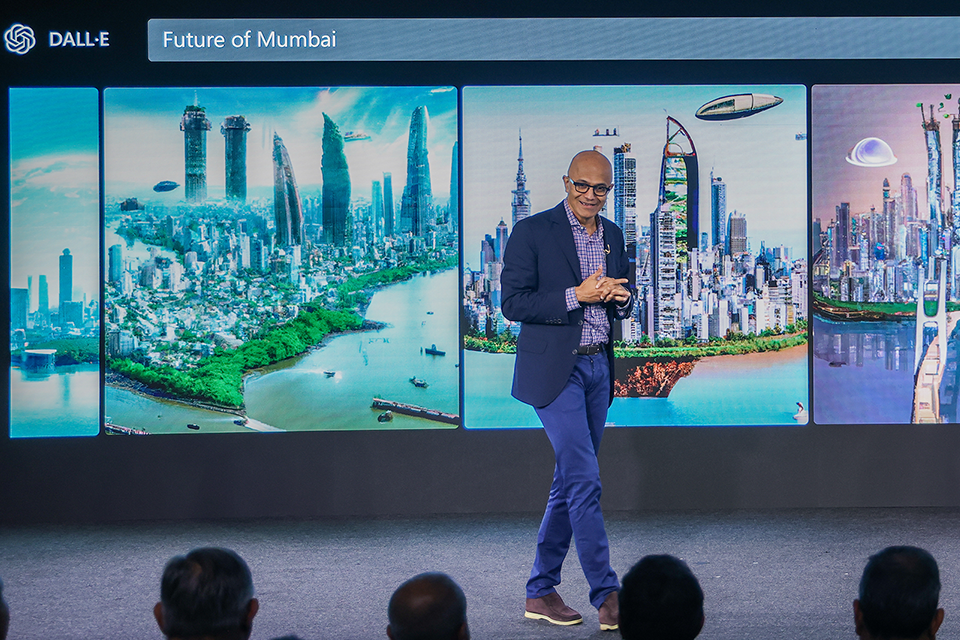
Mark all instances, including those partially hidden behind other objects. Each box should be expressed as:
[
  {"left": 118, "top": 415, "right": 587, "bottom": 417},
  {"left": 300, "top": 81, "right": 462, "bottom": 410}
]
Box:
[{"left": 162, "top": 30, "right": 336, "bottom": 49}]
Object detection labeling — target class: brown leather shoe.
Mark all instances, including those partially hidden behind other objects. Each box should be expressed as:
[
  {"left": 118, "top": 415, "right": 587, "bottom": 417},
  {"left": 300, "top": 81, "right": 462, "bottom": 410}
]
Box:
[
  {"left": 524, "top": 591, "right": 583, "bottom": 625},
  {"left": 598, "top": 590, "right": 619, "bottom": 631}
]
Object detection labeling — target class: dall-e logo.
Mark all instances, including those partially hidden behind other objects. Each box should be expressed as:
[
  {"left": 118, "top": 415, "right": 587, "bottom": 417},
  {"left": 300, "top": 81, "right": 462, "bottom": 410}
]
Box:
[{"left": 4, "top": 23, "right": 36, "bottom": 55}]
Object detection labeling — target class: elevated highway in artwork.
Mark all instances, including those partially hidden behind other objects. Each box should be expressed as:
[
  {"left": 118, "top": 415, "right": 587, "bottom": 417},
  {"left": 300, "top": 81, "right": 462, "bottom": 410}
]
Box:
[{"left": 912, "top": 262, "right": 960, "bottom": 423}]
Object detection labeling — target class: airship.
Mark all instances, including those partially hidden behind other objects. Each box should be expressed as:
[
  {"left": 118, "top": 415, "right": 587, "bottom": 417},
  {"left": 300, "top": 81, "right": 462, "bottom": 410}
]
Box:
[
  {"left": 153, "top": 180, "right": 180, "bottom": 192},
  {"left": 695, "top": 93, "right": 784, "bottom": 121}
]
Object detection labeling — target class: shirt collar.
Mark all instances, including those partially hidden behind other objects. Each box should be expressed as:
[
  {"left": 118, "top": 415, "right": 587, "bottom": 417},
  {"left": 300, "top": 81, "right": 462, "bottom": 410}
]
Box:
[{"left": 562, "top": 199, "right": 604, "bottom": 240}]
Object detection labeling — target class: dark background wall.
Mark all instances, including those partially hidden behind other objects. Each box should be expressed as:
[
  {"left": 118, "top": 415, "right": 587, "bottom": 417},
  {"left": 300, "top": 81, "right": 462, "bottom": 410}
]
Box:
[{"left": 4, "top": 422, "right": 960, "bottom": 524}]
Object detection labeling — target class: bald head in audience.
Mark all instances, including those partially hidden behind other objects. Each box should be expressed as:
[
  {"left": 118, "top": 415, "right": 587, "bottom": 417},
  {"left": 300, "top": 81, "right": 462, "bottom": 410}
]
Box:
[
  {"left": 855, "top": 546, "right": 944, "bottom": 640},
  {"left": 154, "top": 547, "right": 259, "bottom": 640},
  {"left": 387, "top": 572, "right": 469, "bottom": 640}
]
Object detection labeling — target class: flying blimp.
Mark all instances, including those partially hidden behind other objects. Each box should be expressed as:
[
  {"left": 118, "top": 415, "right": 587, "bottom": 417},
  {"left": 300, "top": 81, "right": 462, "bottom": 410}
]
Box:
[
  {"left": 695, "top": 93, "right": 784, "bottom": 121},
  {"left": 153, "top": 180, "right": 180, "bottom": 192}
]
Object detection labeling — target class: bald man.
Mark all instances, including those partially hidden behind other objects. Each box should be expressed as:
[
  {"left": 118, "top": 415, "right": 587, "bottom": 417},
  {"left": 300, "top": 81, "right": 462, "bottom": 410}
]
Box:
[
  {"left": 387, "top": 572, "right": 469, "bottom": 640},
  {"left": 502, "top": 150, "right": 633, "bottom": 631}
]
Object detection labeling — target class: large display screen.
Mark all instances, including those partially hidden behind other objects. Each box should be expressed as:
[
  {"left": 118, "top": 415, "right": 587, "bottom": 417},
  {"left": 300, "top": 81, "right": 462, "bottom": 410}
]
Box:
[{"left": 8, "top": 13, "right": 960, "bottom": 438}]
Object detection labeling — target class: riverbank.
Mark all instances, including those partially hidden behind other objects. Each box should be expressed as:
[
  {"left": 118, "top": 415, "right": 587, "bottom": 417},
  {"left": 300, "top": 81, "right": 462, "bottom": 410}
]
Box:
[{"left": 812, "top": 293, "right": 960, "bottom": 321}]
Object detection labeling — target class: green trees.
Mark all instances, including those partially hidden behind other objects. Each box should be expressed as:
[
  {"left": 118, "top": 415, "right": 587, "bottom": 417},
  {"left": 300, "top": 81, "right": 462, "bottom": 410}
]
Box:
[{"left": 109, "top": 308, "right": 362, "bottom": 408}]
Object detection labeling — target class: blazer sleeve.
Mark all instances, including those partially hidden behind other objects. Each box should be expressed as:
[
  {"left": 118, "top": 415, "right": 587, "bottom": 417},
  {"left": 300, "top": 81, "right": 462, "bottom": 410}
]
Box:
[
  {"left": 605, "top": 221, "right": 634, "bottom": 320},
  {"left": 500, "top": 218, "right": 572, "bottom": 326}
]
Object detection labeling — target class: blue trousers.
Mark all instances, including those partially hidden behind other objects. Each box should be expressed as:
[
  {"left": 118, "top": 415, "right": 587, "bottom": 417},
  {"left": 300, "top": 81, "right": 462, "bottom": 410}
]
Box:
[{"left": 526, "top": 353, "right": 619, "bottom": 610}]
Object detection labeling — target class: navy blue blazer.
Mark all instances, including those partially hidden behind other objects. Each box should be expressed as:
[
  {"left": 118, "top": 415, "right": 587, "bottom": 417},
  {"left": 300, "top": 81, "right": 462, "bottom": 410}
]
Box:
[{"left": 501, "top": 202, "right": 632, "bottom": 408}]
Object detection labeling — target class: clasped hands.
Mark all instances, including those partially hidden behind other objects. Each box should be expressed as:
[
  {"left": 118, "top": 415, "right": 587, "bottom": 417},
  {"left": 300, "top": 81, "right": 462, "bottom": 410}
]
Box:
[{"left": 575, "top": 267, "right": 630, "bottom": 304}]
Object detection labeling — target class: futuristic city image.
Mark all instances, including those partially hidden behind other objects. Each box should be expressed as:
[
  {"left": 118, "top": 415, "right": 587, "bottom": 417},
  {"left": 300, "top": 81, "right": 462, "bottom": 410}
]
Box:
[
  {"left": 812, "top": 84, "right": 960, "bottom": 424},
  {"left": 9, "top": 88, "right": 101, "bottom": 438},
  {"left": 102, "top": 86, "right": 459, "bottom": 433},
  {"left": 462, "top": 85, "right": 808, "bottom": 428}
]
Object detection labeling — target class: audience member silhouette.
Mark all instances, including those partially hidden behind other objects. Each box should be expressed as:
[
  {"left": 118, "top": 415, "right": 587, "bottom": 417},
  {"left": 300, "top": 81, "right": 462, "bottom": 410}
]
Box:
[
  {"left": 0, "top": 577, "right": 9, "bottom": 640},
  {"left": 855, "top": 546, "right": 944, "bottom": 640},
  {"left": 618, "top": 555, "right": 704, "bottom": 640},
  {"left": 154, "top": 547, "right": 259, "bottom": 640},
  {"left": 387, "top": 572, "right": 469, "bottom": 640}
]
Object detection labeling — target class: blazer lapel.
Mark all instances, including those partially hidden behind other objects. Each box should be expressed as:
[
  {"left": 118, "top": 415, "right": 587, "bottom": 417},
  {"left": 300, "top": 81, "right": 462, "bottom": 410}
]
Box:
[{"left": 550, "top": 204, "right": 581, "bottom": 280}]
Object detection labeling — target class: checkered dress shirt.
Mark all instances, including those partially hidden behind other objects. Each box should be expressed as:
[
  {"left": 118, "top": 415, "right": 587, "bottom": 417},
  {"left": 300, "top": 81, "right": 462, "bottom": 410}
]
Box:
[{"left": 562, "top": 200, "right": 611, "bottom": 347}]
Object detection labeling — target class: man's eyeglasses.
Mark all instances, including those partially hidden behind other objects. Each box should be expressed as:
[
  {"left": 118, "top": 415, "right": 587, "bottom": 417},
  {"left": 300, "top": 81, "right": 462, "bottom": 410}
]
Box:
[{"left": 567, "top": 178, "right": 613, "bottom": 197}]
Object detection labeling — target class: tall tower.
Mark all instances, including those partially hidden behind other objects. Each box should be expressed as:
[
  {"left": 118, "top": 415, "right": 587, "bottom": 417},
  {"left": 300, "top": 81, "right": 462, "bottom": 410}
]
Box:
[
  {"left": 272, "top": 132, "right": 304, "bottom": 247},
  {"left": 449, "top": 141, "right": 459, "bottom": 232},
  {"left": 650, "top": 117, "right": 698, "bottom": 340},
  {"left": 495, "top": 219, "right": 509, "bottom": 262},
  {"left": 221, "top": 115, "right": 251, "bottom": 202},
  {"left": 834, "top": 202, "right": 851, "bottom": 265},
  {"left": 727, "top": 211, "right": 748, "bottom": 254},
  {"left": 321, "top": 113, "right": 351, "bottom": 247},
  {"left": 901, "top": 173, "right": 918, "bottom": 222},
  {"left": 383, "top": 172, "right": 395, "bottom": 237},
  {"left": 38, "top": 275, "right": 49, "bottom": 324},
  {"left": 58, "top": 248, "right": 72, "bottom": 312},
  {"left": 511, "top": 131, "right": 531, "bottom": 230},
  {"left": 180, "top": 103, "right": 211, "bottom": 203},
  {"left": 613, "top": 143, "right": 637, "bottom": 245},
  {"left": 400, "top": 106, "right": 432, "bottom": 237},
  {"left": 108, "top": 244, "right": 123, "bottom": 283},
  {"left": 922, "top": 104, "right": 943, "bottom": 227},
  {"left": 372, "top": 180, "right": 384, "bottom": 240},
  {"left": 711, "top": 172, "right": 727, "bottom": 250},
  {"left": 952, "top": 115, "right": 960, "bottom": 229},
  {"left": 883, "top": 178, "right": 896, "bottom": 258}
]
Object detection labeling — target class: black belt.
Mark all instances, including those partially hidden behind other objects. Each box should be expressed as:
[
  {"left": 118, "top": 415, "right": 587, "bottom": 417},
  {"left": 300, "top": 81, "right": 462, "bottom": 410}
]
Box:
[{"left": 574, "top": 343, "right": 607, "bottom": 356}]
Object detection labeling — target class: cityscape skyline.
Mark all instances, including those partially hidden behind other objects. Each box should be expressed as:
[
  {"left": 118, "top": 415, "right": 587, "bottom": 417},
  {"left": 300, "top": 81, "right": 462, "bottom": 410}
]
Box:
[
  {"left": 10, "top": 88, "right": 100, "bottom": 312},
  {"left": 462, "top": 85, "right": 808, "bottom": 272},
  {"left": 104, "top": 87, "right": 458, "bottom": 202},
  {"left": 812, "top": 84, "right": 960, "bottom": 223}
]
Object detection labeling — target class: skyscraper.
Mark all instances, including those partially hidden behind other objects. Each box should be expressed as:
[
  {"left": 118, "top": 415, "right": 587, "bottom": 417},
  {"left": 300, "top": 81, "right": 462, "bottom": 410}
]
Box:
[
  {"left": 59, "top": 248, "right": 73, "bottom": 312},
  {"left": 449, "top": 141, "right": 459, "bottom": 232},
  {"left": 923, "top": 104, "right": 942, "bottom": 226},
  {"left": 11, "top": 288, "right": 28, "bottom": 331},
  {"left": 321, "top": 113, "right": 351, "bottom": 247},
  {"left": 38, "top": 275, "right": 49, "bottom": 323},
  {"left": 835, "top": 202, "right": 850, "bottom": 264},
  {"left": 511, "top": 131, "right": 531, "bottom": 230},
  {"left": 372, "top": 180, "right": 384, "bottom": 240},
  {"left": 901, "top": 173, "right": 918, "bottom": 222},
  {"left": 272, "top": 132, "right": 304, "bottom": 247},
  {"left": 613, "top": 143, "right": 637, "bottom": 245},
  {"left": 711, "top": 172, "right": 727, "bottom": 250},
  {"left": 383, "top": 172, "right": 395, "bottom": 237},
  {"left": 495, "top": 219, "right": 508, "bottom": 262},
  {"left": 180, "top": 103, "right": 211, "bottom": 203},
  {"left": 727, "top": 211, "right": 748, "bottom": 255},
  {"left": 109, "top": 244, "right": 123, "bottom": 283},
  {"left": 400, "top": 105, "right": 432, "bottom": 237},
  {"left": 221, "top": 115, "right": 251, "bottom": 202},
  {"left": 650, "top": 117, "right": 698, "bottom": 339}
]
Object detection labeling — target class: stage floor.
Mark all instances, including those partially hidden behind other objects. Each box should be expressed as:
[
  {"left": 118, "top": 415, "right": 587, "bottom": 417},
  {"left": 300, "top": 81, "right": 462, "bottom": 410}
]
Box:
[{"left": 1, "top": 508, "right": 958, "bottom": 639}]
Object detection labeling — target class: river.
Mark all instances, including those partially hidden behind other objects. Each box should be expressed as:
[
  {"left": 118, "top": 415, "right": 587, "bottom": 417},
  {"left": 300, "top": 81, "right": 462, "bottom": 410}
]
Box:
[
  {"left": 106, "top": 268, "right": 460, "bottom": 433},
  {"left": 812, "top": 315, "right": 923, "bottom": 424},
  {"left": 463, "top": 344, "right": 809, "bottom": 428},
  {"left": 11, "top": 363, "right": 100, "bottom": 438}
]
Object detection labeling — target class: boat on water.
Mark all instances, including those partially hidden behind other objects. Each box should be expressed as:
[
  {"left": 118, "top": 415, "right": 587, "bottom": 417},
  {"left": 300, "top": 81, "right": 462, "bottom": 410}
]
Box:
[
  {"left": 424, "top": 344, "right": 445, "bottom": 356},
  {"left": 323, "top": 370, "right": 336, "bottom": 377},
  {"left": 187, "top": 423, "right": 200, "bottom": 430},
  {"left": 377, "top": 411, "right": 393, "bottom": 423},
  {"left": 409, "top": 376, "right": 428, "bottom": 388}
]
